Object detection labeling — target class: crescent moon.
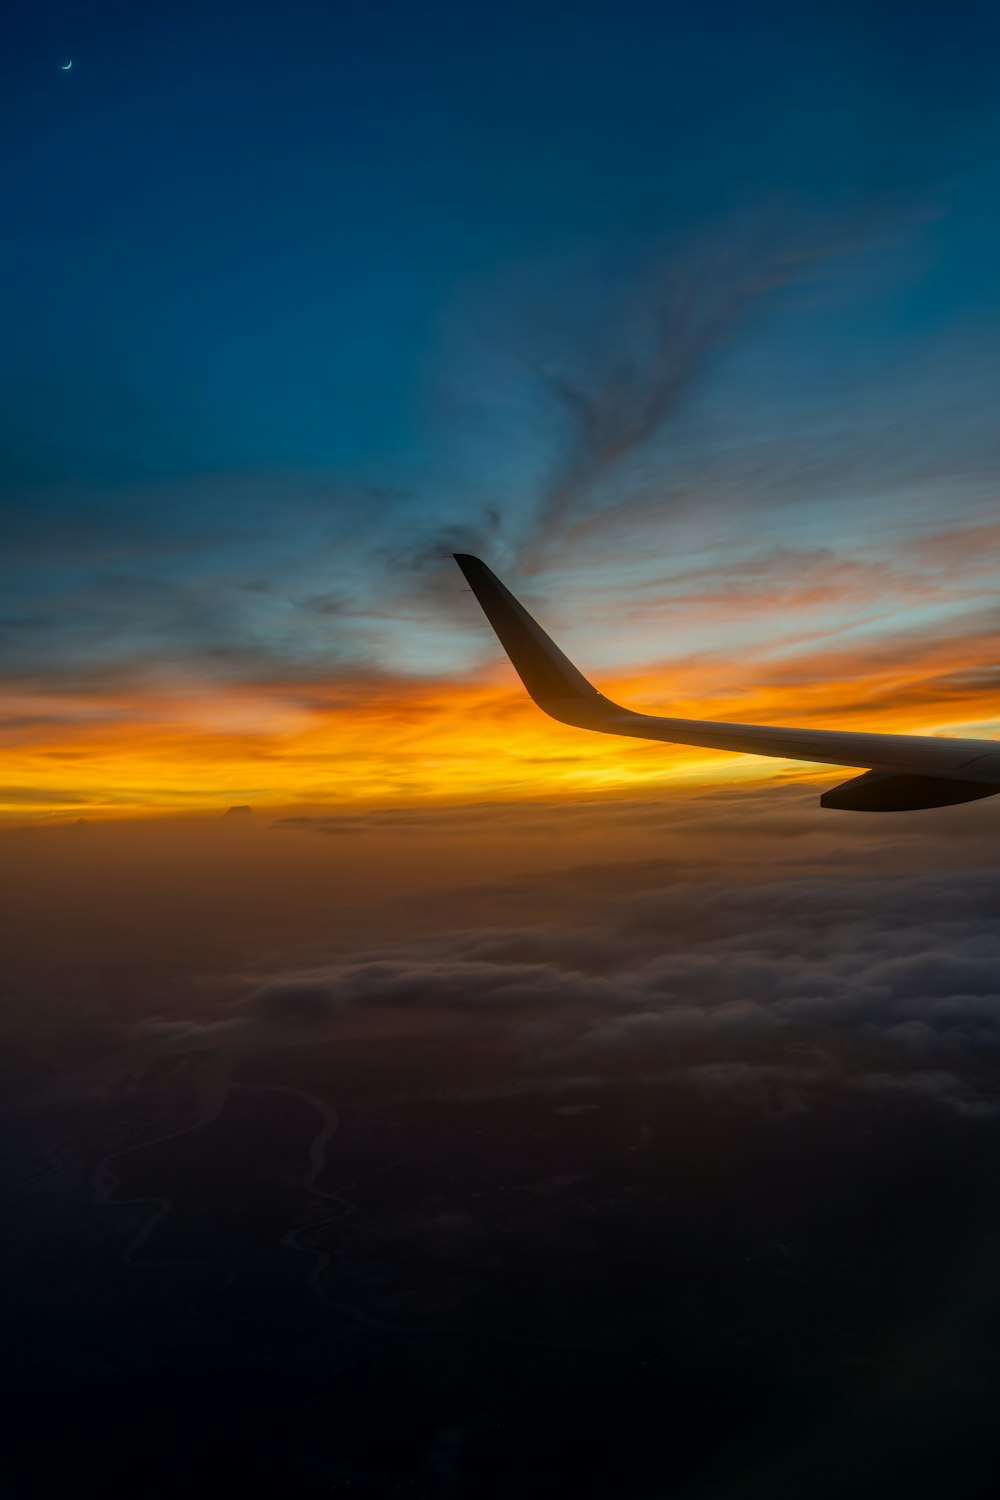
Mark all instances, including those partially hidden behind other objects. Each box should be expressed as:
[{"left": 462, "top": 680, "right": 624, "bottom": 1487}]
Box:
[{"left": 60, "top": 60, "right": 73, "bottom": 71}]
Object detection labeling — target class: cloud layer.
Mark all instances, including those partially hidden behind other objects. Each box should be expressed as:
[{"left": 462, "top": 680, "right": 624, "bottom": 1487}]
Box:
[{"left": 101, "top": 832, "right": 998, "bottom": 1126}]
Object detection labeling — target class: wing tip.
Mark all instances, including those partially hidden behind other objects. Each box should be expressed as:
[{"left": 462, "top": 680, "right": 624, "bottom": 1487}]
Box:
[{"left": 452, "top": 552, "right": 608, "bottom": 718}]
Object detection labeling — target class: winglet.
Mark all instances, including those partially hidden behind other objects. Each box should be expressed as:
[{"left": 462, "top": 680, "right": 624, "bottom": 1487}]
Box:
[{"left": 454, "top": 554, "right": 616, "bottom": 724}]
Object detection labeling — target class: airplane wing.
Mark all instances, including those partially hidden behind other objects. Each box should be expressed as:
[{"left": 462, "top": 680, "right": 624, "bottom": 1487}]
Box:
[{"left": 454, "top": 553, "right": 1000, "bottom": 811}]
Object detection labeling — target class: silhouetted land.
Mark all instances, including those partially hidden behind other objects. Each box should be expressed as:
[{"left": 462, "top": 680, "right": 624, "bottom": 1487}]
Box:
[{"left": 6, "top": 1027, "right": 1000, "bottom": 1497}]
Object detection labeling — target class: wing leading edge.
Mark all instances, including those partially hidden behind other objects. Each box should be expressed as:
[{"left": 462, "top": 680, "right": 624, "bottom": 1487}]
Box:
[{"left": 454, "top": 553, "right": 1000, "bottom": 812}]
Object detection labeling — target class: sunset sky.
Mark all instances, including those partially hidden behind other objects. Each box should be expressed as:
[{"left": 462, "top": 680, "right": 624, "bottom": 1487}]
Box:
[
  {"left": 4, "top": 8, "right": 1000, "bottom": 1494},
  {"left": 3, "top": 0, "right": 999, "bottom": 819}
]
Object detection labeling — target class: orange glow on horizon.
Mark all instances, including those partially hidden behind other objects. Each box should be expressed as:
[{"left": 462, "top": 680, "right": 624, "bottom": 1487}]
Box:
[{"left": 3, "top": 621, "right": 998, "bottom": 821}]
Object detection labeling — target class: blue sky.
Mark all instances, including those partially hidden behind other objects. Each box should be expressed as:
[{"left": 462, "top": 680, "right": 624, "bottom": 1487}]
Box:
[{"left": 2, "top": 0, "right": 999, "bottom": 703}]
